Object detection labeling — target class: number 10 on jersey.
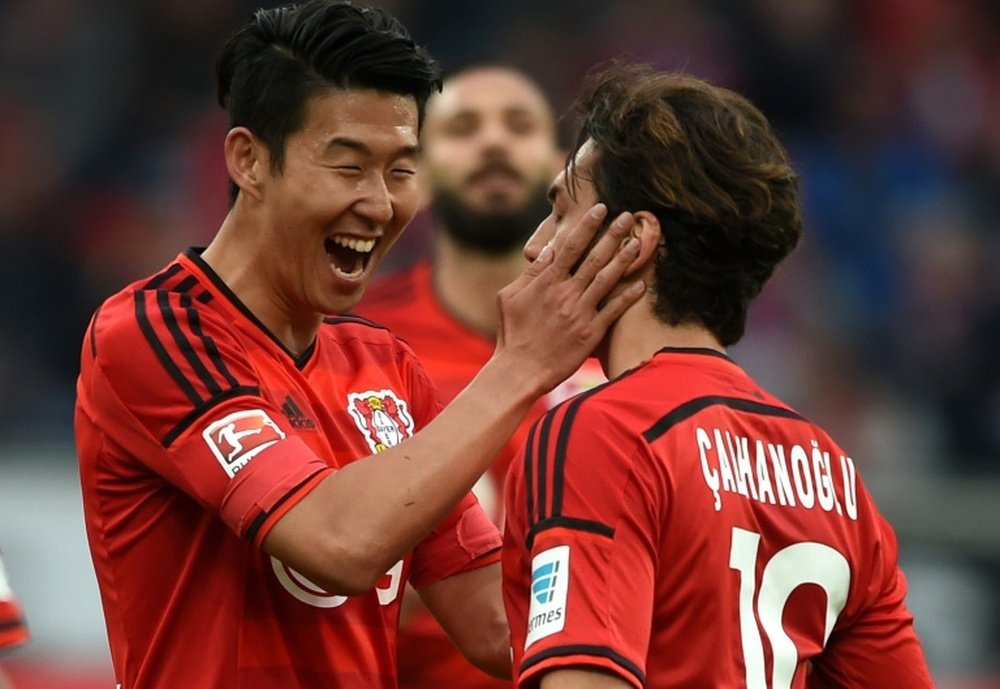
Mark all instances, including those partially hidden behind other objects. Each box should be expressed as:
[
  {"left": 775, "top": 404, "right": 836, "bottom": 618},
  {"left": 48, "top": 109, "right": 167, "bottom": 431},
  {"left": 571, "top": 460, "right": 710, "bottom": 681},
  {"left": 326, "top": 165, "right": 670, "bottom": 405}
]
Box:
[{"left": 729, "top": 527, "right": 850, "bottom": 689}]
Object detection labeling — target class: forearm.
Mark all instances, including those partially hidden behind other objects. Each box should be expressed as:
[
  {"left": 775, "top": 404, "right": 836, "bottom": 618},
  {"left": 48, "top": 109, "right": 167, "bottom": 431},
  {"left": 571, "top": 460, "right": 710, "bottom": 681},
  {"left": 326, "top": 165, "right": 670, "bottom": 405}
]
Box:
[
  {"left": 265, "top": 354, "right": 539, "bottom": 592},
  {"left": 421, "top": 563, "right": 511, "bottom": 679}
]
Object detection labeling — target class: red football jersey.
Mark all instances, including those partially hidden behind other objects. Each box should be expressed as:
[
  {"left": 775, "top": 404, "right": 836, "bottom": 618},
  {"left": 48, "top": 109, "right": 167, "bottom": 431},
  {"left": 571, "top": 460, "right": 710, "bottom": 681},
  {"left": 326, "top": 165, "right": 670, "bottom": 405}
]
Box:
[
  {"left": 503, "top": 348, "right": 933, "bottom": 689},
  {"left": 358, "top": 262, "right": 605, "bottom": 689},
  {"left": 359, "top": 261, "right": 606, "bottom": 523},
  {"left": 75, "top": 249, "right": 501, "bottom": 689},
  {"left": 0, "top": 552, "right": 28, "bottom": 651}
]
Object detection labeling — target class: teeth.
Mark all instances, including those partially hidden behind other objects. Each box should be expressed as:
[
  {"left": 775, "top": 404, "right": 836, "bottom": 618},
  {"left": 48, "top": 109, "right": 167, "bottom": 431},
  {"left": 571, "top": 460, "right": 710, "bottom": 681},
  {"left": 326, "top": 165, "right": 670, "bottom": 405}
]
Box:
[
  {"left": 332, "top": 256, "right": 365, "bottom": 279},
  {"left": 331, "top": 235, "right": 375, "bottom": 253}
]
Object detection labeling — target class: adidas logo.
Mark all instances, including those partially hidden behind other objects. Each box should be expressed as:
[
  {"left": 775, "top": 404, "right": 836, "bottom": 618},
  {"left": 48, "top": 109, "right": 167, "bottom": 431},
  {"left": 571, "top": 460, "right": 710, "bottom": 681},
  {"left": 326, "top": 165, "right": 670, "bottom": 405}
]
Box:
[{"left": 281, "top": 395, "right": 316, "bottom": 430}]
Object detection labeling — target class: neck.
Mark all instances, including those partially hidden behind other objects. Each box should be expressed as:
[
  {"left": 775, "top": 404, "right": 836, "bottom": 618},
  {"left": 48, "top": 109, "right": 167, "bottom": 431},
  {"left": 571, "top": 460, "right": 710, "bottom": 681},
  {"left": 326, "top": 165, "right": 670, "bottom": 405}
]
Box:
[
  {"left": 600, "top": 293, "right": 724, "bottom": 379},
  {"left": 201, "top": 208, "right": 322, "bottom": 358},
  {"left": 432, "top": 232, "right": 527, "bottom": 336}
]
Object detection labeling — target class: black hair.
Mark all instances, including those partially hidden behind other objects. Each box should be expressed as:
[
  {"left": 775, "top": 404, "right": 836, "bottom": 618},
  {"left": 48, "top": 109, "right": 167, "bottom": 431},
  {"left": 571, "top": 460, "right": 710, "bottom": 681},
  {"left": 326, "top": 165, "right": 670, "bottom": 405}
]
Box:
[{"left": 215, "top": 0, "right": 441, "bottom": 203}]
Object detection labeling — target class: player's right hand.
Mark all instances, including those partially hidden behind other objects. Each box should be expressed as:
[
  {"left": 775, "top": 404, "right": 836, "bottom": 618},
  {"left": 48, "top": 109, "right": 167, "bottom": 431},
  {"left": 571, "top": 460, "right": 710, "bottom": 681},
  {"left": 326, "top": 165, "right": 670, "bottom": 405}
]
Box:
[{"left": 493, "top": 203, "right": 644, "bottom": 395}]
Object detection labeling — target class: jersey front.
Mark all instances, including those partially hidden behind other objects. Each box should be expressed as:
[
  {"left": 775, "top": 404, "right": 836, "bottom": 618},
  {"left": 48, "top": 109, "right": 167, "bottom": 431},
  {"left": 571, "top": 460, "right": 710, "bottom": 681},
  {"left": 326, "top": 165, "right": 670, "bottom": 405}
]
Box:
[
  {"left": 75, "top": 249, "right": 500, "bottom": 689},
  {"left": 358, "top": 261, "right": 605, "bottom": 521},
  {"left": 503, "top": 348, "right": 933, "bottom": 689},
  {"left": 358, "top": 262, "right": 605, "bottom": 689},
  {"left": 0, "top": 551, "right": 29, "bottom": 651}
]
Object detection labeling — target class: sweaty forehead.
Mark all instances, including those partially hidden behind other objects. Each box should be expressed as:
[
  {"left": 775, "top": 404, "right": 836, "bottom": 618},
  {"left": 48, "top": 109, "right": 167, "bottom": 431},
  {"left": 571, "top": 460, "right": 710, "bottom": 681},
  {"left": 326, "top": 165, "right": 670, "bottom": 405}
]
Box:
[{"left": 425, "top": 67, "right": 554, "bottom": 125}]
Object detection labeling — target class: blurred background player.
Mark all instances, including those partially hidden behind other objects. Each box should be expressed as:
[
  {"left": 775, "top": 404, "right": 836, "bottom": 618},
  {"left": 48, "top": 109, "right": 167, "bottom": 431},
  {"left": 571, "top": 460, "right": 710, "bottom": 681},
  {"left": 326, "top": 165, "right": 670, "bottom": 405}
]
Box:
[
  {"left": 0, "top": 551, "right": 29, "bottom": 689},
  {"left": 357, "top": 63, "right": 604, "bottom": 689},
  {"left": 502, "top": 64, "right": 933, "bottom": 689}
]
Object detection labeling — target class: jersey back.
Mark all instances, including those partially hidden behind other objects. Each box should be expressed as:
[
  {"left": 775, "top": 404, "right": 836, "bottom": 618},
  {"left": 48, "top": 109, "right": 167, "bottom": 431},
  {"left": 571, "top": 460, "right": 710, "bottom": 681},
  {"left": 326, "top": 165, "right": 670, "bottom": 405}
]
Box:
[{"left": 503, "top": 348, "right": 933, "bottom": 689}]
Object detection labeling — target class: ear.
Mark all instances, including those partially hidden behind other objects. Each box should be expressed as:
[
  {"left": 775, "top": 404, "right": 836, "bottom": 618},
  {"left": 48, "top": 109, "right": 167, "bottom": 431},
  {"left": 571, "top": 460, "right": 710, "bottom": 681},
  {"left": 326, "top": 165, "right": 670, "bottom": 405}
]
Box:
[
  {"left": 224, "top": 127, "right": 267, "bottom": 202},
  {"left": 622, "top": 210, "right": 662, "bottom": 278}
]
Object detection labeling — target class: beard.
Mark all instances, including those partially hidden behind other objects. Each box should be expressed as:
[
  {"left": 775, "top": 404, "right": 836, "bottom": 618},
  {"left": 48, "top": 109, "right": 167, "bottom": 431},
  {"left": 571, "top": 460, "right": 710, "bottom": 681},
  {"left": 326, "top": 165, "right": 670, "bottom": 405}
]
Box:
[{"left": 431, "top": 179, "right": 552, "bottom": 256}]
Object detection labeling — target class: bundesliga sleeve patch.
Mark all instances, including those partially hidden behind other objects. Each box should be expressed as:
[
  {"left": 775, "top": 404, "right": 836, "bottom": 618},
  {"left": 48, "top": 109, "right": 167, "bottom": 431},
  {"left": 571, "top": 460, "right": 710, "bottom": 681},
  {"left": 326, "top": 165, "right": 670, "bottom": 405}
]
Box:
[
  {"left": 525, "top": 545, "right": 570, "bottom": 649},
  {"left": 202, "top": 409, "right": 286, "bottom": 478}
]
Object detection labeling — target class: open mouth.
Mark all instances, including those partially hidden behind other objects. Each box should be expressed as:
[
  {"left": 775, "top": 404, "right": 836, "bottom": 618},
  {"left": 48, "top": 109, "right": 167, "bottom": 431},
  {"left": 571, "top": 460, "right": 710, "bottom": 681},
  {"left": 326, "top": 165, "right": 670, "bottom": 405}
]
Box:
[{"left": 325, "top": 235, "right": 376, "bottom": 279}]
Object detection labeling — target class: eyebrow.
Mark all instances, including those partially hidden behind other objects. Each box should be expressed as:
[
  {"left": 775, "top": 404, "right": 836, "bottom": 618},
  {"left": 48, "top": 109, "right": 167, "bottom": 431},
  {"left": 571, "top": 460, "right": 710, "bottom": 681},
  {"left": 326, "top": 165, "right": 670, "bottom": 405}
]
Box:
[{"left": 324, "top": 137, "right": 421, "bottom": 158}]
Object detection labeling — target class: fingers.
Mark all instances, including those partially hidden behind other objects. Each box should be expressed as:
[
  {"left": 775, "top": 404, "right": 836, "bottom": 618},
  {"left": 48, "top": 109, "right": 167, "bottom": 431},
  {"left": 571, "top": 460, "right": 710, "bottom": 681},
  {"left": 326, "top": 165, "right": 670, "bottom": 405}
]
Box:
[
  {"left": 578, "top": 233, "right": 641, "bottom": 313},
  {"left": 548, "top": 204, "right": 609, "bottom": 274},
  {"left": 570, "top": 210, "right": 637, "bottom": 286},
  {"left": 590, "top": 278, "right": 646, "bottom": 332}
]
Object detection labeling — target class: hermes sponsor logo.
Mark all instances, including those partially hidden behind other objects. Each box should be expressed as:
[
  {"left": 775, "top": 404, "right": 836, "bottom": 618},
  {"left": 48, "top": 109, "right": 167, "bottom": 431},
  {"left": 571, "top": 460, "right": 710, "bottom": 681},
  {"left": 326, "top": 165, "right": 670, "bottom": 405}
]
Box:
[{"left": 526, "top": 545, "right": 570, "bottom": 648}]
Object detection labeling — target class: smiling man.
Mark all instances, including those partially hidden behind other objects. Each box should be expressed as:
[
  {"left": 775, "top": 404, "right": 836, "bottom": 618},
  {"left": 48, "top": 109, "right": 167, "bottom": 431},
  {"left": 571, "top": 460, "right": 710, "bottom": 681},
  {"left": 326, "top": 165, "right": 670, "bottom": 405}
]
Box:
[{"left": 73, "top": 4, "right": 643, "bottom": 689}]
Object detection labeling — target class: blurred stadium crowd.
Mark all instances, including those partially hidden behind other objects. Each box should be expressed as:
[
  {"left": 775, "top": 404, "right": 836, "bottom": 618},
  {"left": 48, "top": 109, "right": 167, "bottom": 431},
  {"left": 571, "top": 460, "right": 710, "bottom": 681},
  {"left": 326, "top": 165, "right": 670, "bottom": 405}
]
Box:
[
  {"left": 0, "top": 0, "right": 997, "bottom": 684},
  {"left": 1, "top": 0, "right": 998, "bottom": 476}
]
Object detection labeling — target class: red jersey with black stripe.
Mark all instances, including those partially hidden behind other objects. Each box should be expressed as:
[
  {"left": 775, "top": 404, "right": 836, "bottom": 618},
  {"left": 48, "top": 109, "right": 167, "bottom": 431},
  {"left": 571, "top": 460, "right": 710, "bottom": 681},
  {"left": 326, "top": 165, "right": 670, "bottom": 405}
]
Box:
[
  {"left": 358, "top": 261, "right": 606, "bottom": 524},
  {"left": 502, "top": 347, "right": 933, "bottom": 689},
  {"left": 357, "top": 261, "right": 605, "bottom": 689},
  {"left": 75, "top": 249, "right": 500, "bottom": 689},
  {"left": 0, "top": 551, "right": 29, "bottom": 651}
]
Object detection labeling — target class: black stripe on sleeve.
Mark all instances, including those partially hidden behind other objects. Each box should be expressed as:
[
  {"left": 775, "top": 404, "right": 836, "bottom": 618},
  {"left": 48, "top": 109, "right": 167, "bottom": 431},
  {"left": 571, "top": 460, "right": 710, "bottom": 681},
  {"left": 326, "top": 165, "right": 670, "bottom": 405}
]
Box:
[
  {"left": 143, "top": 263, "right": 182, "bottom": 290},
  {"left": 526, "top": 515, "right": 615, "bottom": 550},
  {"left": 245, "top": 470, "right": 327, "bottom": 544},
  {"left": 157, "top": 290, "right": 224, "bottom": 398},
  {"left": 642, "top": 395, "right": 806, "bottom": 443},
  {"left": 520, "top": 645, "right": 645, "bottom": 687},
  {"left": 551, "top": 383, "right": 609, "bottom": 518},
  {"left": 135, "top": 291, "right": 202, "bottom": 406},
  {"left": 175, "top": 275, "right": 198, "bottom": 293},
  {"left": 524, "top": 421, "right": 538, "bottom": 527},
  {"left": 0, "top": 619, "right": 26, "bottom": 633},
  {"left": 534, "top": 410, "right": 557, "bottom": 523},
  {"left": 182, "top": 293, "right": 240, "bottom": 388},
  {"left": 161, "top": 385, "right": 260, "bottom": 448}
]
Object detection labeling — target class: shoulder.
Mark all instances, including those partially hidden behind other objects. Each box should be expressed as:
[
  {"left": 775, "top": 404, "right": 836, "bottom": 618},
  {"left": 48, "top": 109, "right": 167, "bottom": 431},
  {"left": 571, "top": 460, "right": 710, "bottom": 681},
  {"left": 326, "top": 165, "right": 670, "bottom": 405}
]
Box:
[
  {"left": 533, "top": 366, "right": 653, "bottom": 448},
  {"left": 89, "top": 260, "right": 231, "bottom": 361},
  {"left": 319, "top": 313, "right": 430, "bottom": 384},
  {"left": 320, "top": 313, "right": 413, "bottom": 354}
]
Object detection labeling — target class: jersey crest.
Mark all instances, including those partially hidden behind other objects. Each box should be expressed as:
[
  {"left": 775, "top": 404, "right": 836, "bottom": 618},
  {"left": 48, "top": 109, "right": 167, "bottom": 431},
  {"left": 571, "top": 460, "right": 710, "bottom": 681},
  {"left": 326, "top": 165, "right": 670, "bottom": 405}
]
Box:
[{"left": 346, "top": 389, "right": 414, "bottom": 453}]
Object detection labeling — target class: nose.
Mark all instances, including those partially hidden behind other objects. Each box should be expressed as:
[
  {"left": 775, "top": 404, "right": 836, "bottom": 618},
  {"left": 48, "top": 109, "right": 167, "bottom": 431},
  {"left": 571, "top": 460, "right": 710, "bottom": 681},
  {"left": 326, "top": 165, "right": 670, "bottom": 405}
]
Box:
[
  {"left": 356, "top": 174, "right": 394, "bottom": 226},
  {"left": 479, "top": 118, "right": 514, "bottom": 154},
  {"left": 523, "top": 215, "right": 555, "bottom": 262}
]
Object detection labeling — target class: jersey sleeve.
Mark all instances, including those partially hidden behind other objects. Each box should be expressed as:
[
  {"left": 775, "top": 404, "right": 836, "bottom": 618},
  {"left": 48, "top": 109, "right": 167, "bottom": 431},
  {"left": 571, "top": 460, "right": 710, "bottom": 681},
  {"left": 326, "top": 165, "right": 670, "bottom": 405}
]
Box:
[
  {"left": 808, "top": 513, "right": 934, "bottom": 689},
  {"left": 0, "top": 553, "right": 29, "bottom": 651},
  {"left": 409, "top": 492, "right": 502, "bottom": 589},
  {"left": 506, "top": 399, "right": 659, "bottom": 689},
  {"left": 79, "top": 290, "right": 330, "bottom": 543}
]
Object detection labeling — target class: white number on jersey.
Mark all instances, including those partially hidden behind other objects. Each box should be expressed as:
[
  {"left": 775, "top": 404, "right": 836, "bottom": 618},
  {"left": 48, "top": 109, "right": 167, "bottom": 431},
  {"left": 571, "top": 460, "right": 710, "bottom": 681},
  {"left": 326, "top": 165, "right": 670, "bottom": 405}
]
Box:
[{"left": 729, "top": 527, "right": 850, "bottom": 689}]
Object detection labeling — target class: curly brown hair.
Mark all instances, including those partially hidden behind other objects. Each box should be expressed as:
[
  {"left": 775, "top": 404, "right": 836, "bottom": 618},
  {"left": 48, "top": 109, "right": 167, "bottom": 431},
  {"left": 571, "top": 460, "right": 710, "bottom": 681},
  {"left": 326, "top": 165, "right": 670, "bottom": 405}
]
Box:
[{"left": 569, "top": 63, "right": 802, "bottom": 346}]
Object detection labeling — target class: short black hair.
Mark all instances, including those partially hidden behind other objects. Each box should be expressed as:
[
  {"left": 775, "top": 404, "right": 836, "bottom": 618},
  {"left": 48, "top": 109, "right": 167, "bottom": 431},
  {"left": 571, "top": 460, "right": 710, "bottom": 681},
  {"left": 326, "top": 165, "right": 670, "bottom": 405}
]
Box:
[{"left": 215, "top": 0, "right": 441, "bottom": 203}]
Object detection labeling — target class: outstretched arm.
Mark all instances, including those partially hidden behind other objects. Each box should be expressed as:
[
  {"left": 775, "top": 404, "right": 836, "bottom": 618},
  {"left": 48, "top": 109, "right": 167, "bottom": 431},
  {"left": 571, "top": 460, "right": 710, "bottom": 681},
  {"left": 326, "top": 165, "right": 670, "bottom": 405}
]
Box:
[{"left": 265, "top": 206, "right": 643, "bottom": 594}]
